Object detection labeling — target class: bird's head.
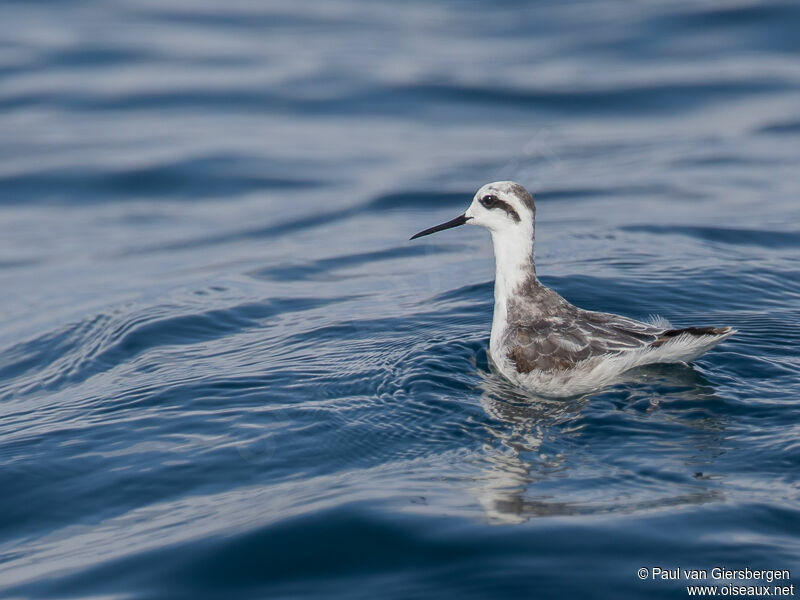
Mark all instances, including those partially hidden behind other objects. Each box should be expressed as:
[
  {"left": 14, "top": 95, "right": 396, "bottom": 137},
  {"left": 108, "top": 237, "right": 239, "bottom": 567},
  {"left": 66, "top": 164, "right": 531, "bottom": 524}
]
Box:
[{"left": 410, "top": 181, "right": 535, "bottom": 240}]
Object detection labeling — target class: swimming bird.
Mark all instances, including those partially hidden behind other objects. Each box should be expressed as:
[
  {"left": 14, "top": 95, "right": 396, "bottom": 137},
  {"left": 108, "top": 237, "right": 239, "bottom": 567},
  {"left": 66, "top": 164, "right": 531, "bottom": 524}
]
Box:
[{"left": 410, "top": 181, "right": 734, "bottom": 397}]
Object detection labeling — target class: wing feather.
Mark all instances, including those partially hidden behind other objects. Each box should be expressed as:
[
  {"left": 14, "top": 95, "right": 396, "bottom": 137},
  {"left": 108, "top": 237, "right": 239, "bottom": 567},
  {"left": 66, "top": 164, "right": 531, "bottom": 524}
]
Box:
[{"left": 505, "top": 310, "right": 662, "bottom": 373}]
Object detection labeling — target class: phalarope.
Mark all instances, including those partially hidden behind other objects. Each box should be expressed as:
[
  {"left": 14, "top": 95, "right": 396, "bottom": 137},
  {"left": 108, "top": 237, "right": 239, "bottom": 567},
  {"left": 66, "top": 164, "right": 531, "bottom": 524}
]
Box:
[{"left": 411, "top": 181, "right": 734, "bottom": 397}]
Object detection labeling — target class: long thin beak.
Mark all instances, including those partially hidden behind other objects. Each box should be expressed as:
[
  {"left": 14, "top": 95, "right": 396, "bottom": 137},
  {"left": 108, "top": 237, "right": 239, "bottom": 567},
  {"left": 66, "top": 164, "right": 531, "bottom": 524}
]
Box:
[{"left": 410, "top": 214, "right": 470, "bottom": 240}]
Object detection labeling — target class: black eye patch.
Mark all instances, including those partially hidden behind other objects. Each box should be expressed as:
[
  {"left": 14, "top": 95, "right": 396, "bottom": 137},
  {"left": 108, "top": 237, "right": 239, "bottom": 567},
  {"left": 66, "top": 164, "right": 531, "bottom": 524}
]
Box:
[{"left": 479, "top": 194, "right": 520, "bottom": 222}]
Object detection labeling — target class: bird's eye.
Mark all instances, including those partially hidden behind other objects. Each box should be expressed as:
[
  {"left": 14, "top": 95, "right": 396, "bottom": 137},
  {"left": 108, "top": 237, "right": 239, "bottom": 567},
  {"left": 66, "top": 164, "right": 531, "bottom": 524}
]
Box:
[{"left": 480, "top": 194, "right": 499, "bottom": 208}]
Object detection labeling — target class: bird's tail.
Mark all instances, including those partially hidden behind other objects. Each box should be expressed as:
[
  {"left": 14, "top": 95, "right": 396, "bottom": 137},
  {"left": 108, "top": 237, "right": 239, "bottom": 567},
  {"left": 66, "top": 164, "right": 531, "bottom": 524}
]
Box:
[
  {"left": 656, "top": 326, "right": 735, "bottom": 343},
  {"left": 650, "top": 325, "right": 735, "bottom": 363}
]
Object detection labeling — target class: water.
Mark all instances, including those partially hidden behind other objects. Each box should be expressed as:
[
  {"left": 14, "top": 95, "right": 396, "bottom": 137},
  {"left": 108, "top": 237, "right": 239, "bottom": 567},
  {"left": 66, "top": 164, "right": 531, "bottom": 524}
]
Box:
[{"left": 1, "top": 1, "right": 799, "bottom": 598}]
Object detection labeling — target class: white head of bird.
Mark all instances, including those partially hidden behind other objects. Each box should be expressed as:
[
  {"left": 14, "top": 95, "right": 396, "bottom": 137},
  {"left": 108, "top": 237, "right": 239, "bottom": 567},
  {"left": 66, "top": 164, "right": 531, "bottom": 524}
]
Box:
[{"left": 410, "top": 181, "right": 537, "bottom": 295}]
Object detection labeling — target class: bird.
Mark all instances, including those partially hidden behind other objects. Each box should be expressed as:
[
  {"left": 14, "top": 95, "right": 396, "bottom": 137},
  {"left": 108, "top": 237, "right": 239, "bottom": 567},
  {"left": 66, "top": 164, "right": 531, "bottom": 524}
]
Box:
[{"left": 410, "top": 181, "right": 735, "bottom": 397}]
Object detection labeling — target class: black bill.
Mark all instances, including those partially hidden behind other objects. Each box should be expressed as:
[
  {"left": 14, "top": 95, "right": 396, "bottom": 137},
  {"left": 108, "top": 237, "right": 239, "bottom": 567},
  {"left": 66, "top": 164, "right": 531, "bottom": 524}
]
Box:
[{"left": 410, "top": 214, "right": 470, "bottom": 240}]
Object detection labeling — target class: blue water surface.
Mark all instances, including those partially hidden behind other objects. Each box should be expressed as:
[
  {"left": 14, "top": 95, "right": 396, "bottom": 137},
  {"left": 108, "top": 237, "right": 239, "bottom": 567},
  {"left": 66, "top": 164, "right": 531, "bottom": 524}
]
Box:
[{"left": 1, "top": 1, "right": 799, "bottom": 598}]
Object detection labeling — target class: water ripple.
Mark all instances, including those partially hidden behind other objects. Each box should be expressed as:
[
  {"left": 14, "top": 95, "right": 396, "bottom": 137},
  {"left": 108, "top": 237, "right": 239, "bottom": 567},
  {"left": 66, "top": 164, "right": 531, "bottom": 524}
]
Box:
[{"left": 1, "top": 0, "right": 799, "bottom": 597}]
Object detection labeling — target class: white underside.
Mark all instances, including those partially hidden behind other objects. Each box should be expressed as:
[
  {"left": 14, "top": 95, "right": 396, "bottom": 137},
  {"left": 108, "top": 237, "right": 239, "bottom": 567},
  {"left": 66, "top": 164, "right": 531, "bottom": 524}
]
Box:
[{"left": 490, "top": 329, "right": 735, "bottom": 398}]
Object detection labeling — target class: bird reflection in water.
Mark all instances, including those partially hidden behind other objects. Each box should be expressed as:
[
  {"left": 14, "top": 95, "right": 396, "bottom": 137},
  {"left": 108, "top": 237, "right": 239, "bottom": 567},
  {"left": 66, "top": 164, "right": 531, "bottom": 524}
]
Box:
[{"left": 468, "top": 360, "right": 729, "bottom": 524}]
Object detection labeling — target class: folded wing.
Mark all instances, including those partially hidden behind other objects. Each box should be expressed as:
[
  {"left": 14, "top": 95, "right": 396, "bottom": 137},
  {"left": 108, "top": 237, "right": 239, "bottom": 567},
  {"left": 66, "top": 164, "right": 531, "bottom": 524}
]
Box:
[{"left": 504, "top": 311, "right": 662, "bottom": 373}]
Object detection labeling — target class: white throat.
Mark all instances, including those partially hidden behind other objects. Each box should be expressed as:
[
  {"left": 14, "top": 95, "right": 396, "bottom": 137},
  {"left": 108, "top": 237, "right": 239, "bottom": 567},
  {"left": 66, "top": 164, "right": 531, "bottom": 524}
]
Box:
[{"left": 488, "top": 223, "right": 536, "bottom": 355}]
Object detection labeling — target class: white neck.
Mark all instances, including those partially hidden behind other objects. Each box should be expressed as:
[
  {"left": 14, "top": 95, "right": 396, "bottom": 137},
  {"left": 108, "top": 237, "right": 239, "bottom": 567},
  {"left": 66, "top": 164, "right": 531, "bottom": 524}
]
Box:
[{"left": 489, "top": 223, "right": 536, "bottom": 354}]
